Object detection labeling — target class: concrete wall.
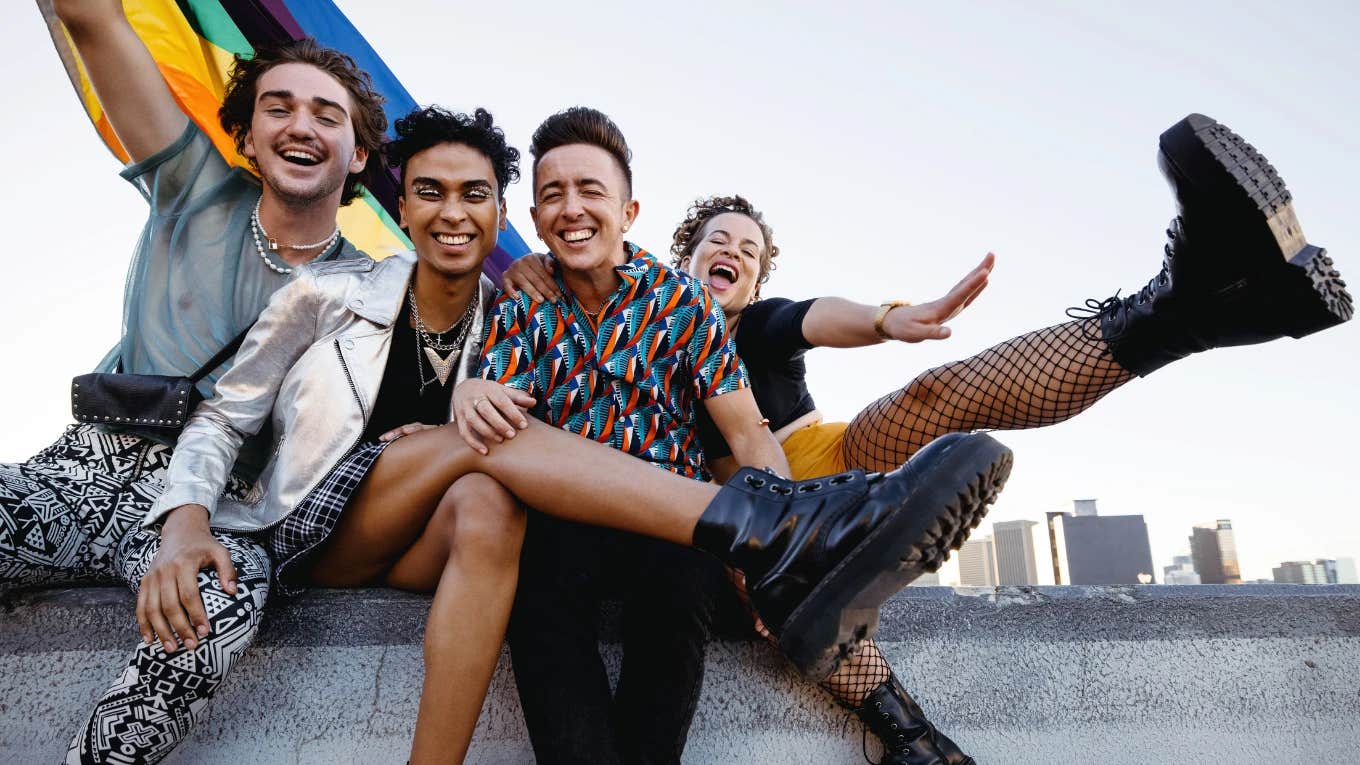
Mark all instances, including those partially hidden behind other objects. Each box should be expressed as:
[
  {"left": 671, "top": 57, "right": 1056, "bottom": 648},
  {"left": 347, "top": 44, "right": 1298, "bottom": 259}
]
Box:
[{"left": 3, "top": 584, "right": 1359, "bottom": 764}]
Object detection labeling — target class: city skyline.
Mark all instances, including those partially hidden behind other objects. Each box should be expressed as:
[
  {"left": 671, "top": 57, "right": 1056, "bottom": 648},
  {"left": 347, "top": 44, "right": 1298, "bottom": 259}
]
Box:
[
  {"left": 939, "top": 502, "right": 1357, "bottom": 587},
  {"left": 2, "top": 2, "right": 1357, "bottom": 582}
]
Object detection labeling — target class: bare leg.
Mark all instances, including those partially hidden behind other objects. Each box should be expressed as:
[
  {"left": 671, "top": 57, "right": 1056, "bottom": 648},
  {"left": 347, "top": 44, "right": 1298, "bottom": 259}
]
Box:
[
  {"left": 311, "top": 418, "right": 716, "bottom": 586},
  {"left": 843, "top": 318, "right": 1133, "bottom": 472},
  {"left": 377, "top": 474, "right": 526, "bottom": 765}
]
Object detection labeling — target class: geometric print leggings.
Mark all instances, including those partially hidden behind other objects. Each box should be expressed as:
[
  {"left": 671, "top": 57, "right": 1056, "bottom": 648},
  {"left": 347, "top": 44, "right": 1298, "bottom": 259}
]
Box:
[{"left": 0, "top": 424, "right": 269, "bottom": 765}]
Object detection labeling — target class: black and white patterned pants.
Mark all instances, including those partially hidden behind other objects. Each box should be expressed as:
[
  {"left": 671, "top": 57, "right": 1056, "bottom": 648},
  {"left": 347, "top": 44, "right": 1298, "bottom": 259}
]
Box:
[{"left": 0, "top": 424, "right": 270, "bottom": 765}]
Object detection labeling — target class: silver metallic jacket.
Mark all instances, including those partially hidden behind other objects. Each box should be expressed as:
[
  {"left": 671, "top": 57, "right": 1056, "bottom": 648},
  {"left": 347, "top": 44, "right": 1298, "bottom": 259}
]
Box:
[{"left": 145, "top": 250, "right": 493, "bottom": 532}]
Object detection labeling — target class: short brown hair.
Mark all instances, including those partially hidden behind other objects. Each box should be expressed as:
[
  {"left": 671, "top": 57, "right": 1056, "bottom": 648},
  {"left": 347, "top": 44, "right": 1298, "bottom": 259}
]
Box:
[
  {"left": 218, "top": 38, "right": 387, "bottom": 206},
  {"left": 529, "top": 107, "right": 633, "bottom": 197},
  {"left": 670, "top": 195, "right": 780, "bottom": 298}
]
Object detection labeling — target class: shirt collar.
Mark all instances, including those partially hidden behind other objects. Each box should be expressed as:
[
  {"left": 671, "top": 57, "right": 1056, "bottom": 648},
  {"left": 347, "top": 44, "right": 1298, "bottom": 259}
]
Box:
[{"left": 615, "top": 242, "right": 655, "bottom": 288}]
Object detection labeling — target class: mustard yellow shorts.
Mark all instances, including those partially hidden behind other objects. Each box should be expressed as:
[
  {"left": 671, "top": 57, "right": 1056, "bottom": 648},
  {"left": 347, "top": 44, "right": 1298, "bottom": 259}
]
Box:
[{"left": 782, "top": 421, "right": 849, "bottom": 480}]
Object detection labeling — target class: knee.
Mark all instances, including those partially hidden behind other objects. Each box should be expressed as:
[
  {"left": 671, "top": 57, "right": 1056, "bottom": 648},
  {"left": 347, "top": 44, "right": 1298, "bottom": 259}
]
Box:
[{"left": 434, "top": 473, "right": 525, "bottom": 566}]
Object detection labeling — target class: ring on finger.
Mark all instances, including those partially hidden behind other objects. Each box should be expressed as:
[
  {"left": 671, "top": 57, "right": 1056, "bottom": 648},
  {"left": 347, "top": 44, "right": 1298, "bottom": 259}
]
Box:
[{"left": 473, "top": 396, "right": 487, "bottom": 409}]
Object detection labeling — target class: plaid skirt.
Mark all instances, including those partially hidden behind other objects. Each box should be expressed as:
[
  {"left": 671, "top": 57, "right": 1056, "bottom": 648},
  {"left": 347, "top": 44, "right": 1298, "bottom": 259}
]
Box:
[{"left": 269, "top": 440, "right": 389, "bottom": 596}]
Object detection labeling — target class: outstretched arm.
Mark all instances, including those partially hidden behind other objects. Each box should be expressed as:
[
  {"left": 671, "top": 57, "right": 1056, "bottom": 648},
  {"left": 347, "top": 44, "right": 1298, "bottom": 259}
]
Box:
[
  {"left": 801, "top": 253, "right": 993, "bottom": 348},
  {"left": 53, "top": 0, "right": 188, "bottom": 162}
]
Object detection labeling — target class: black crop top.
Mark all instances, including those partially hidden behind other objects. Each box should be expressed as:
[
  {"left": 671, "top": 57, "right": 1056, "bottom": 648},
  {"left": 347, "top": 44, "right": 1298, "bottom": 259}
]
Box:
[{"left": 695, "top": 297, "right": 817, "bottom": 460}]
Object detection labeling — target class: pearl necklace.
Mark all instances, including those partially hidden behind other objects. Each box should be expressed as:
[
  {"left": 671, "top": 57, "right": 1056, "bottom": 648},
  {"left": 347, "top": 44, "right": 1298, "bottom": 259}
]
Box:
[{"left": 249, "top": 197, "right": 341, "bottom": 275}]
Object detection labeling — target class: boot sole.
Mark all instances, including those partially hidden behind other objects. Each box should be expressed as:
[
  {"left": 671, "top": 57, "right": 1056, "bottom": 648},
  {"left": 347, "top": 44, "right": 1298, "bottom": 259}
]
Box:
[
  {"left": 1159, "top": 114, "right": 1352, "bottom": 336},
  {"left": 777, "top": 433, "right": 1013, "bottom": 679}
]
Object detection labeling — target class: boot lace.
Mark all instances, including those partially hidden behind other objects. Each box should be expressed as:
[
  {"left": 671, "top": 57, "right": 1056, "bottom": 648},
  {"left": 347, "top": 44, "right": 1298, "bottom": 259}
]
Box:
[{"left": 1065, "top": 219, "right": 1180, "bottom": 341}]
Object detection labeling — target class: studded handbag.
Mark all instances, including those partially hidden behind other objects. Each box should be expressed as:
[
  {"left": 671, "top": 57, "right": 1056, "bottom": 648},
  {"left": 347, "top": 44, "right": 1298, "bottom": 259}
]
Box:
[{"left": 70, "top": 325, "right": 254, "bottom": 431}]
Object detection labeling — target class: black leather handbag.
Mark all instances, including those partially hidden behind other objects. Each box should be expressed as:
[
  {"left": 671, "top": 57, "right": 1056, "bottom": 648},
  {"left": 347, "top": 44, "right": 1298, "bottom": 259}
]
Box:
[{"left": 71, "top": 326, "right": 253, "bottom": 431}]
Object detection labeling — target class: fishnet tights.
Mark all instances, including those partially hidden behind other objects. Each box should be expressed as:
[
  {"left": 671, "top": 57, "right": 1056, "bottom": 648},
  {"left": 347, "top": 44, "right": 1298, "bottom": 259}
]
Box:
[
  {"left": 820, "top": 318, "right": 1133, "bottom": 710},
  {"left": 820, "top": 639, "right": 893, "bottom": 708},
  {"left": 843, "top": 318, "right": 1133, "bottom": 473}
]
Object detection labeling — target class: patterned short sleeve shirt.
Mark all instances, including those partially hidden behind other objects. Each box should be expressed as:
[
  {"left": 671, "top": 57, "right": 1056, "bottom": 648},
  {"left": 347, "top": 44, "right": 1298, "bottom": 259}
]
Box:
[{"left": 480, "top": 243, "right": 748, "bottom": 479}]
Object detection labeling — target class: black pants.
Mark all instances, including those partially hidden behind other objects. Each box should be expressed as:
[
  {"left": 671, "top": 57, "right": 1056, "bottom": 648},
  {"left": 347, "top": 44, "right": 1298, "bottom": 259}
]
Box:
[{"left": 508, "top": 513, "right": 724, "bottom": 765}]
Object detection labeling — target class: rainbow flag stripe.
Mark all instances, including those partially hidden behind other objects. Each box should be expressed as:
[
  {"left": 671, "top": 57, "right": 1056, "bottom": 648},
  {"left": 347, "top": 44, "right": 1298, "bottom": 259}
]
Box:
[{"left": 40, "top": 0, "right": 530, "bottom": 276}]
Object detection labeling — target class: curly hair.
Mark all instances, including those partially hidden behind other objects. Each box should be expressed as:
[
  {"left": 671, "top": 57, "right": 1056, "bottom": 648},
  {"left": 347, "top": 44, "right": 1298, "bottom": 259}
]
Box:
[
  {"left": 529, "top": 107, "right": 633, "bottom": 197},
  {"left": 670, "top": 195, "right": 780, "bottom": 297},
  {"left": 218, "top": 38, "right": 387, "bottom": 206},
  {"left": 383, "top": 106, "right": 521, "bottom": 196}
]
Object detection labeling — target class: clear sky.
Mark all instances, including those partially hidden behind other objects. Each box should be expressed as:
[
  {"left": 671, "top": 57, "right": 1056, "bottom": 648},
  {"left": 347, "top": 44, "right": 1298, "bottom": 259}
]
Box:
[{"left": 1, "top": 0, "right": 1355, "bottom": 583}]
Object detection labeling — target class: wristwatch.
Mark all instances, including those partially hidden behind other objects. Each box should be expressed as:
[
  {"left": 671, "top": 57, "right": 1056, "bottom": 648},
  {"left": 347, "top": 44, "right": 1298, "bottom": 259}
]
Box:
[{"left": 874, "top": 300, "right": 911, "bottom": 340}]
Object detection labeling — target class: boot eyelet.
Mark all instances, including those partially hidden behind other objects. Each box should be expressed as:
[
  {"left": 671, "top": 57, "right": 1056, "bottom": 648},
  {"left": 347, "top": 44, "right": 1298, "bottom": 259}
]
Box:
[
  {"left": 797, "top": 482, "right": 822, "bottom": 493},
  {"left": 744, "top": 475, "right": 766, "bottom": 489},
  {"left": 769, "top": 484, "right": 793, "bottom": 496},
  {"left": 829, "top": 473, "right": 852, "bottom": 485}
]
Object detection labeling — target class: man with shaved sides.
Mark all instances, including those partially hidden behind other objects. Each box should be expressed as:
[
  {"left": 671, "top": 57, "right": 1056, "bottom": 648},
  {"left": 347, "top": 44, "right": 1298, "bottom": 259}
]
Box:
[
  {"left": 1, "top": 2, "right": 382, "bottom": 761},
  {"left": 459, "top": 106, "right": 1011, "bottom": 765}
]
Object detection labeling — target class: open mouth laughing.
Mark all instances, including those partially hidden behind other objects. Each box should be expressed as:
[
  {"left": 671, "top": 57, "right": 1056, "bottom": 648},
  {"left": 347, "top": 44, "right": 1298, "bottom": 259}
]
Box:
[
  {"left": 434, "top": 232, "right": 474, "bottom": 247},
  {"left": 280, "top": 147, "right": 323, "bottom": 167},
  {"left": 707, "top": 261, "right": 739, "bottom": 291},
  {"left": 560, "top": 228, "right": 596, "bottom": 244}
]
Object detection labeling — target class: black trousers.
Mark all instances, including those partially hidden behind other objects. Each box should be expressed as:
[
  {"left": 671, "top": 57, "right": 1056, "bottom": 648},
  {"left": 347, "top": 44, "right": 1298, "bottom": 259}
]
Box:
[{"left": 507, "top": 512, "right": 725, "bottom": 765}]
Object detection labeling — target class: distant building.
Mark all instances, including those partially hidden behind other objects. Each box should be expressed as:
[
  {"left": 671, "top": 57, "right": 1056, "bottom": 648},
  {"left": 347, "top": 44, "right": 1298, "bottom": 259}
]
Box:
[
  {"left": 958, "top": 535, "right": 997, "bottom": 586},
  {"left": 1046, "top": 500, "right": 1156, "bottom": 585},
  {"left": 1163, "top": 554, "right": 1201, "bottom": 585},
  {"left": 1071, "top": 499, "right": 1099, "bottom": 517},
  {"left": 1189, "top": 520, "right": 1243, "bottom": 584},
  {"left": 1273, "top": 558, "right": 1360, "bottom": 585},
  {"left": 909, "top": 571, "right": 941, "bottom": 587},
  {"left": 1325, "top": 558, "right": 1359, "bottom": 585},
  {"left": 993, "top": 520, "right": 1042, "bottom": 585}
]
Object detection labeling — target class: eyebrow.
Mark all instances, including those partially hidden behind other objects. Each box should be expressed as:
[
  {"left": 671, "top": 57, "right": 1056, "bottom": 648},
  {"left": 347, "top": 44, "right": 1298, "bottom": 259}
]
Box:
[
  {"left": 709, "top": 228, "right": 761, "bottom": 249},
  {"left": 257, "top": 90, "right": 350, "bottom": 117},
  {"left": 411, "top": 177, "right": 495, "bottom": 190},
  {"left": 536, "top": 176, "right": 607, "bottom": 195}
]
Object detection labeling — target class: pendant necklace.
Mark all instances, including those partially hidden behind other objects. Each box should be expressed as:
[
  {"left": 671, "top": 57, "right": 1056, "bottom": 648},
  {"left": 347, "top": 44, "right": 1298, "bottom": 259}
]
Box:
[{"left": 409, "top": 283, "right": 480, "bottom": 392}]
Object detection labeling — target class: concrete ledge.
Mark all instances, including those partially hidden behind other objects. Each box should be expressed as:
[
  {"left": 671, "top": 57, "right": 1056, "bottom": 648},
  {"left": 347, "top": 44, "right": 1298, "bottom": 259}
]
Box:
[{"left": 3, "top": 584, "right": 1359, "bottom": 763}]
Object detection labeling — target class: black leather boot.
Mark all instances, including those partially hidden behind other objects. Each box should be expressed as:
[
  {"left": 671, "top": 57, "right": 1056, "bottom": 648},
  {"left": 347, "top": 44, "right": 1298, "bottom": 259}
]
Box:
[
  {"left": 856, "top": 677, "right": 975, "bottom": 765},
  {"left": 1087, "top": 113, "right": 1351, "bottom": 376},
  {"left": 692, "top": 432, "right": 1011, "bottom": 679}
]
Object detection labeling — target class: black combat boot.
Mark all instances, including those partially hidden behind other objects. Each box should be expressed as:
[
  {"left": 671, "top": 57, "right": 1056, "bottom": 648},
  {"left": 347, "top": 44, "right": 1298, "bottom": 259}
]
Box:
[
  {"left": 693, "top": 432, "right": 1012, "bottom": 679},
  {"left": 856, "top": 677, "right": 975, "bottom": 765},
  {"left": 1087, "top": 113, "right": 1351, "bottom": 376}
]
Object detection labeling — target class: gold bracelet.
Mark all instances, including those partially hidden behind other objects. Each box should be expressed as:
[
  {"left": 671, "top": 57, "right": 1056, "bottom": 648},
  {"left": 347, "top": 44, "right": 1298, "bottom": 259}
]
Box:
[{"left": 874, "top": 300, "right": 911, "bottom": 340}]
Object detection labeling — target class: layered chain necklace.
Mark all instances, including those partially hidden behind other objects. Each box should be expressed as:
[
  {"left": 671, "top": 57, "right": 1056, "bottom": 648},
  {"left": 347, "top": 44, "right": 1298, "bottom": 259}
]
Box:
[
  {"left": 250, "top": 196, "right": 341, "bottom": 275},
  {"left": 408, "top": 283, "right": 481, "bottom": 392}
]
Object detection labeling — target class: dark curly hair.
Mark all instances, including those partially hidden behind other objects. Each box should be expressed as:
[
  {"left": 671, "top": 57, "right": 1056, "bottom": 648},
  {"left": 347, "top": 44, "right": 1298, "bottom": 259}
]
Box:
[
  {"left": 670, "top": 195, "right": 780, "bottom": 298},
  {"left": 383, "top": 106, "right": 520, "bottom": 196},
  {"left": 529, "top": 107, "right": 633, "bottom": 198},
  {"left": 218, "top": 38, "right": 387, "bottom": 206}
]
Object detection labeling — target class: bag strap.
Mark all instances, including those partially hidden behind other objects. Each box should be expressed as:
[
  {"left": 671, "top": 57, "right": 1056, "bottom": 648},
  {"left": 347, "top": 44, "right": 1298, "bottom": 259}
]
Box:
[{"left": 188, "top": 322, "right": 257, "bottom": 383}]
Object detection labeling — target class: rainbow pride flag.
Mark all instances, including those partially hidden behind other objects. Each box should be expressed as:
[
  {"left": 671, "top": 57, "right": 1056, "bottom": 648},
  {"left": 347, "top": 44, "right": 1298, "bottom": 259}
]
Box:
[{"left": 38, "top": 0, "right": 529, "bottom": 276}]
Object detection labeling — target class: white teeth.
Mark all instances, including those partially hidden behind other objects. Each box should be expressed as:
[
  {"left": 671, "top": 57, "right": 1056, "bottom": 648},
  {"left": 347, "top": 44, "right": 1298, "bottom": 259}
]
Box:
[
  {"left": 283, "top": 150, "right": 319, "bottom": 161},
  {"left": 563, "top": 229, "right": 595, "bottom": 242},
  {"left": 436, "top": 233, "right": 473, "bottom": 245},
  {"left": 709, "top": 265, "right": 738, "bottom": 281}
]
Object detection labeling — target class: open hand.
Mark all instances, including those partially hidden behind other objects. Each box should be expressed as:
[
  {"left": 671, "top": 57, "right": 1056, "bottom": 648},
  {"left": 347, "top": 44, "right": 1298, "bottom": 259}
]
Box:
[{"left": 881, "top": 252, "right": 994, "bottom": 343}]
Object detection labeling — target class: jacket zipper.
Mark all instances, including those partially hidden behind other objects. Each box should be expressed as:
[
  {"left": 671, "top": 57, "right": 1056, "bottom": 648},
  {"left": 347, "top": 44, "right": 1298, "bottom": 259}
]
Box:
[{"left": 234, "top": 340, "right": 367, "bottom": 536}]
